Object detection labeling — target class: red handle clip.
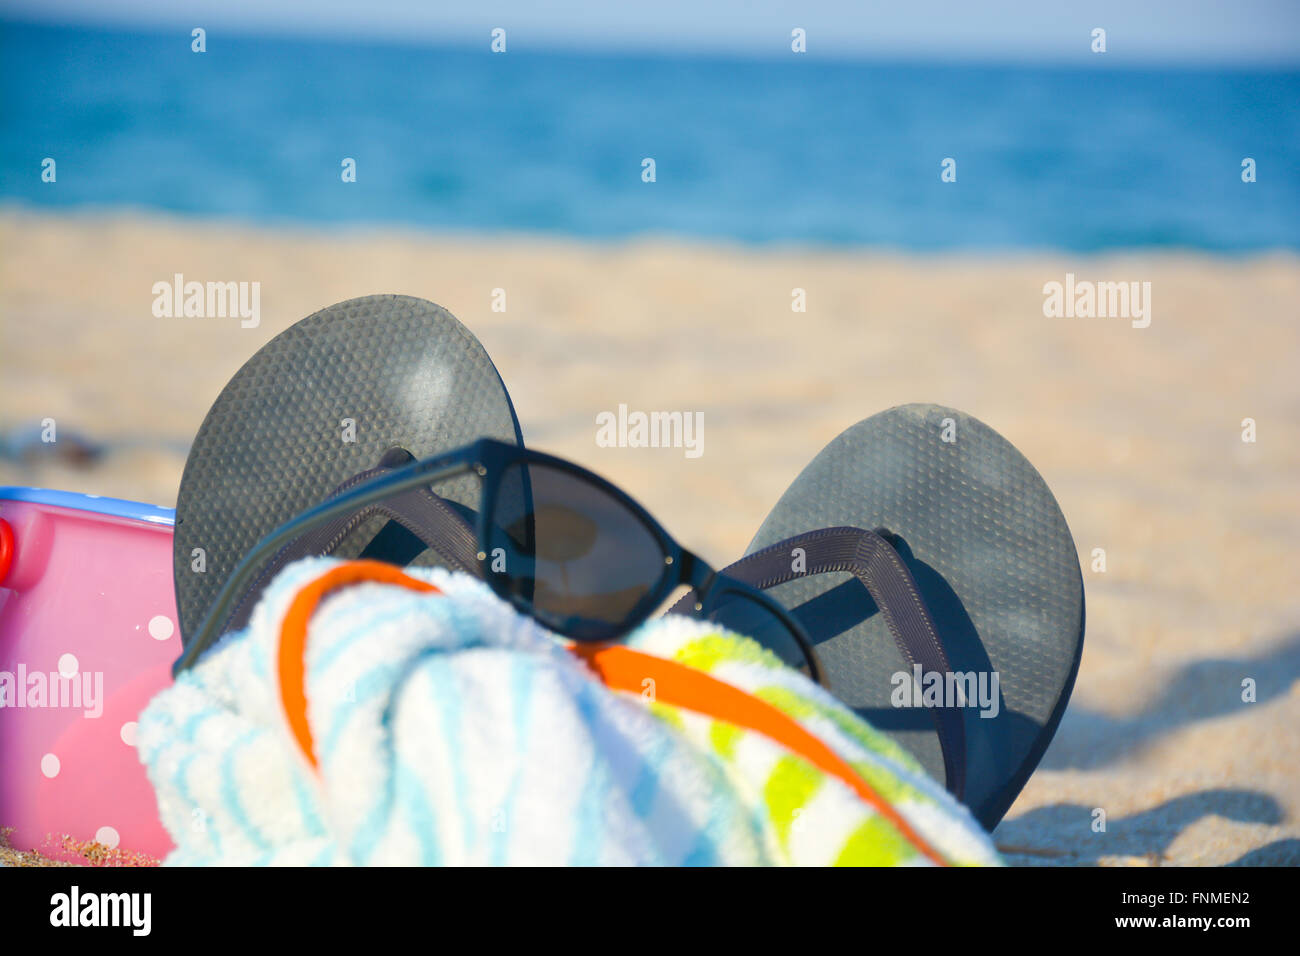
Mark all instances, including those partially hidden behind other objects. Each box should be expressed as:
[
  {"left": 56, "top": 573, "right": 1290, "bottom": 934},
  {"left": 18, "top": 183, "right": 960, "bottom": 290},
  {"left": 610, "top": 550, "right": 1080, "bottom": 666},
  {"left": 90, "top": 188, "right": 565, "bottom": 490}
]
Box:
[{"left": 0, "top": 517, "right": 14, "bottom": 587}]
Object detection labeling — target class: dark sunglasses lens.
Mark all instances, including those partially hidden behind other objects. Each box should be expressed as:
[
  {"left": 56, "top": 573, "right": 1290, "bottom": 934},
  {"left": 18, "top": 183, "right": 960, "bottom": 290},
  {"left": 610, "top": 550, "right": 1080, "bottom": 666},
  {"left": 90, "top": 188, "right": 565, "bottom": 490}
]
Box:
[
  {"left": 488, "top": 462, "right": 670, "bottom": 636},
  {"left": 701, "top": 587, "right": 814, "bottom": 678}
]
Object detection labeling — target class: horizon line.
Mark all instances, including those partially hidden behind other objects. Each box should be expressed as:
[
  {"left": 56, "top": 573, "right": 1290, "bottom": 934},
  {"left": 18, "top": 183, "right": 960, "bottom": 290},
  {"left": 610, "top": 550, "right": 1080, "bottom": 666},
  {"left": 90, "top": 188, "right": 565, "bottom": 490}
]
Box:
[{"left": 4, "top": 11, "right": 1300, "bottom": 70}]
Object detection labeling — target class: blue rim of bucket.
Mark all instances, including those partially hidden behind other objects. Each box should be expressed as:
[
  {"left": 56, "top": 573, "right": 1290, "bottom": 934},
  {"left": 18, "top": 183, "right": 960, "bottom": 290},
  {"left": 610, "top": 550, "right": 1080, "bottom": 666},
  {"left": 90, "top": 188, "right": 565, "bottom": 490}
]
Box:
[{"left": 0, "top": 486, "right": 175, "bottom": 526}]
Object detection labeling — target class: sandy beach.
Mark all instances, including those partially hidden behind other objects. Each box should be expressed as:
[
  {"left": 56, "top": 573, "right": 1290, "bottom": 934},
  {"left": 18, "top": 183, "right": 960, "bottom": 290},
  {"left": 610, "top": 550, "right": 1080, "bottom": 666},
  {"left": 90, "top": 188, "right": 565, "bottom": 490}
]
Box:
[{"left": 2, "top": 208, "right": 1297, "bottom": 866}]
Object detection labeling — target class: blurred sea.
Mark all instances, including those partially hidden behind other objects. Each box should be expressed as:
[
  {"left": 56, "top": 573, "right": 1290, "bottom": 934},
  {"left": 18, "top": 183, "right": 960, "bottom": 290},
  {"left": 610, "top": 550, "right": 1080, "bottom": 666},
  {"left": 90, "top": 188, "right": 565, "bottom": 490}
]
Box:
[{"left": 2, "top": 18, "right": 1297, "bottom": 251}]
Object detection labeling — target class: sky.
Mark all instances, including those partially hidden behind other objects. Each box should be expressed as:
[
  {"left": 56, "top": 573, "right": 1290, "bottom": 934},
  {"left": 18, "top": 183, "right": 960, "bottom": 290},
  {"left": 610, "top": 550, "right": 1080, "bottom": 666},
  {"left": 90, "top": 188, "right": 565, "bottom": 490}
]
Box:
[{"left": 2, "top": 0, "right": 1299, "bottom": 64}]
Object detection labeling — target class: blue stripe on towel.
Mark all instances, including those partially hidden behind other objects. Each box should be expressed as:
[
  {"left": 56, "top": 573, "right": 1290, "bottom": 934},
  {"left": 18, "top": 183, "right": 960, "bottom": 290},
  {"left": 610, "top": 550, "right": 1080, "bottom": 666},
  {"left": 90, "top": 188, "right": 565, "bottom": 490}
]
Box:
[
  {"left": 346, "top": 780, "right": 392, "bottom": 865},
  {"left": 492, "top": 655, "right": 535, "bottom": 866},
  {"left": 315, "top": 599, "right": 475, "bottom": 765},
  {"left": 171, "top": 751, "right": 222, "bottom": 857},
  {"left": 395, "top": 757, "right": 442, "bottom": 866},
  {"left": 310, "top": 842, "right": 335, "bottom": 867},
  {"left": 179, "top": 707, "right": 212, "bottom": 745},
  {"left": 317, "top": 658, "right": 403, "bottom": 764},
  {"left": 681, "top": 761, "right": 739, "bottom": 866},
  {"left": 309, "top": 600, "right": 429, "bottom": 677},
  {"left": 630, "top": 730, "right": 669, "bottom": 821},
  {"left": 350, "top": 647, "right": 457, "bottom": 864},
  {"left": 221, "top": 729, "right": 271, "bottom": 851},
  {"left": 569, "top": 680, "right": 611, "bottom": 866},
  {"left": 289, "top": 770, "right": 326, "bottom": 838},
  {"left": 427, "top": 663, "right": 475, "bottom": 856},
  {"left": 342, "top": 650, "right": 442, "bottom": 864}
]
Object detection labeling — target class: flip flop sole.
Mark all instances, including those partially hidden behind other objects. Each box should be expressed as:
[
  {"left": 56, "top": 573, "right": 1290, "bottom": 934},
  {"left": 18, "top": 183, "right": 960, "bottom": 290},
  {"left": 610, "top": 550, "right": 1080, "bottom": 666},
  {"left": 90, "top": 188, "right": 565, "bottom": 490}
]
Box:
[
  {"left": 746, "top": 404, "right": 1084, "bottom": 829},
  {"left": 173, "top": 294, "right": 522, "bottom": 644}
]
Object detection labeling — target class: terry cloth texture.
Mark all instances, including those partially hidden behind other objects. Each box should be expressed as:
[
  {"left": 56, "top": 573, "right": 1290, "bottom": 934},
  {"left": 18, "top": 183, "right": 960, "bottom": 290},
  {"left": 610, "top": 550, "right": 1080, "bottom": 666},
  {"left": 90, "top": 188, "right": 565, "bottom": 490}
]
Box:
[{"left": 137, "top": 558, "right": 1001, "bottom": 866}]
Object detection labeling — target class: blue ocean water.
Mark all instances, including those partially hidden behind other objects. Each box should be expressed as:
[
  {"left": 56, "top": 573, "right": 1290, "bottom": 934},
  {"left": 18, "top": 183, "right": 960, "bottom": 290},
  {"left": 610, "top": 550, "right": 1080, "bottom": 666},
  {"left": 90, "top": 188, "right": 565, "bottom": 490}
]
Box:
[{"left": 2, "top": 19, "right": 1297, "bottom": 252}]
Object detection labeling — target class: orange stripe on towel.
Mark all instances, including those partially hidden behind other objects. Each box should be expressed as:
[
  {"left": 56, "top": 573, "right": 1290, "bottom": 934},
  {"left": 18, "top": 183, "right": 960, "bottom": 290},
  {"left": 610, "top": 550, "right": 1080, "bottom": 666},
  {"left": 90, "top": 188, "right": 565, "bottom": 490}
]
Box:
[
  {"left": 276, "top": 560, "right": 947, "bottom": 865},
  {"left": 569, "top": 643, "right": 949, "bottom": 867},
  {"left": 277, "top": 560, "right": 441, "bottom": 768}
]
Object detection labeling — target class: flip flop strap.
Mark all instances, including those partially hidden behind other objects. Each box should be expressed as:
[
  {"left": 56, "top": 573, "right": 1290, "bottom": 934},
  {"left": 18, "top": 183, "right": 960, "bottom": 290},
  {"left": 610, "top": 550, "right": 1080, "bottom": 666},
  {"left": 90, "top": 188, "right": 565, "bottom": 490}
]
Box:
[
  {"left": 223, "top": 465, "right": 481, "bottom": 634},
  {"left": 672, "top": 526, "right": 966, "bottom": 801}
]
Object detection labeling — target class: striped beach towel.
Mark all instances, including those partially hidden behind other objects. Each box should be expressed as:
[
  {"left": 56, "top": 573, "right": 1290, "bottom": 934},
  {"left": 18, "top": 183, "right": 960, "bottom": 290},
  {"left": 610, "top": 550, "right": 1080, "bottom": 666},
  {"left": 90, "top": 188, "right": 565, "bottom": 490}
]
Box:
[{"left": 137, "top": 557, "right": 1000, "bottom": 866}]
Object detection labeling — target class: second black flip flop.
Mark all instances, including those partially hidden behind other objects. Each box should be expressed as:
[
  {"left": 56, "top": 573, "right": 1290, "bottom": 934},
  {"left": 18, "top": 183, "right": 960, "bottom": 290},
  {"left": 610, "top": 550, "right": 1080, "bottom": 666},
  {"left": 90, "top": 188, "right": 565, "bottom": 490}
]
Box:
[{"left": 692, "top": 404, "right": 1085, "bottom": 830}]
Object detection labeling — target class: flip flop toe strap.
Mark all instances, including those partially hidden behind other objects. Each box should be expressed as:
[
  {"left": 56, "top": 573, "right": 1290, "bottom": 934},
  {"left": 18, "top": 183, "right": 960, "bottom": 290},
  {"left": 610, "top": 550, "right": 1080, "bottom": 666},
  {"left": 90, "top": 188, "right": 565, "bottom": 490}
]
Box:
[
  {"left": 674, "top": 527, "right": 967, "bottom": 801},
  {"left": 224, "top": 464, "right": 481, "bottom": 634}
]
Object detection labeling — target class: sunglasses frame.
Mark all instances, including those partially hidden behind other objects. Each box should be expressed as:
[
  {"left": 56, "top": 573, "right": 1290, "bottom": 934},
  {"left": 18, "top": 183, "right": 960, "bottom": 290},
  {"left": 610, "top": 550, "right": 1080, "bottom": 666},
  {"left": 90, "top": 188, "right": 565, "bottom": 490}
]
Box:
[{"left": 174, "top": 438, "right": 820, "bottom": 684}]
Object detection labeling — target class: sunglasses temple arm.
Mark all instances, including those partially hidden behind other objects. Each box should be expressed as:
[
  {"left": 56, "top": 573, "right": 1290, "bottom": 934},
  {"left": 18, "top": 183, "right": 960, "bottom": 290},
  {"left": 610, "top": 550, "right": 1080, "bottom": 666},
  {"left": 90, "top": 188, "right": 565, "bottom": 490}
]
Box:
[{"left": 173, "top": 455, "right": 477, "bottom": 676}]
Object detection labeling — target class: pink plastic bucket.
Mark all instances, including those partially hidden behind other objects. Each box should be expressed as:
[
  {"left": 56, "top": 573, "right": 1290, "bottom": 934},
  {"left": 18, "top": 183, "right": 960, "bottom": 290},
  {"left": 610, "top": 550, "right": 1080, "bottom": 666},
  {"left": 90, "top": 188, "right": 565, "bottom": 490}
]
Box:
[{"left": 0, "top": 487, "right": 177, "bottom": 862}]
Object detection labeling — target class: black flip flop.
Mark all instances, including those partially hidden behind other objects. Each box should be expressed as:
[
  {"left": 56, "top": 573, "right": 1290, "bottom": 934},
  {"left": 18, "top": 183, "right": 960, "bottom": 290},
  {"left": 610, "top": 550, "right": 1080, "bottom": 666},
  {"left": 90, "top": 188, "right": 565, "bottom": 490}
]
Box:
[
  {"left": 172, "top": 294, "right": 523, "bottom": 653},
  {"left": 688, "top": 404, "right": 1084, "bottom": 830}
]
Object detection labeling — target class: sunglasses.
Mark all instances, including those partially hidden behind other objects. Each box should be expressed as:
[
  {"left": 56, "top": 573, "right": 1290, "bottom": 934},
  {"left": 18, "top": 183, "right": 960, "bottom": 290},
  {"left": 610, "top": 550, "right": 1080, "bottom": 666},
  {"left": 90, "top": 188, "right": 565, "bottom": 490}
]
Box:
[{"left": 173, "top": 438, "right": 822, "bottom": 684}]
